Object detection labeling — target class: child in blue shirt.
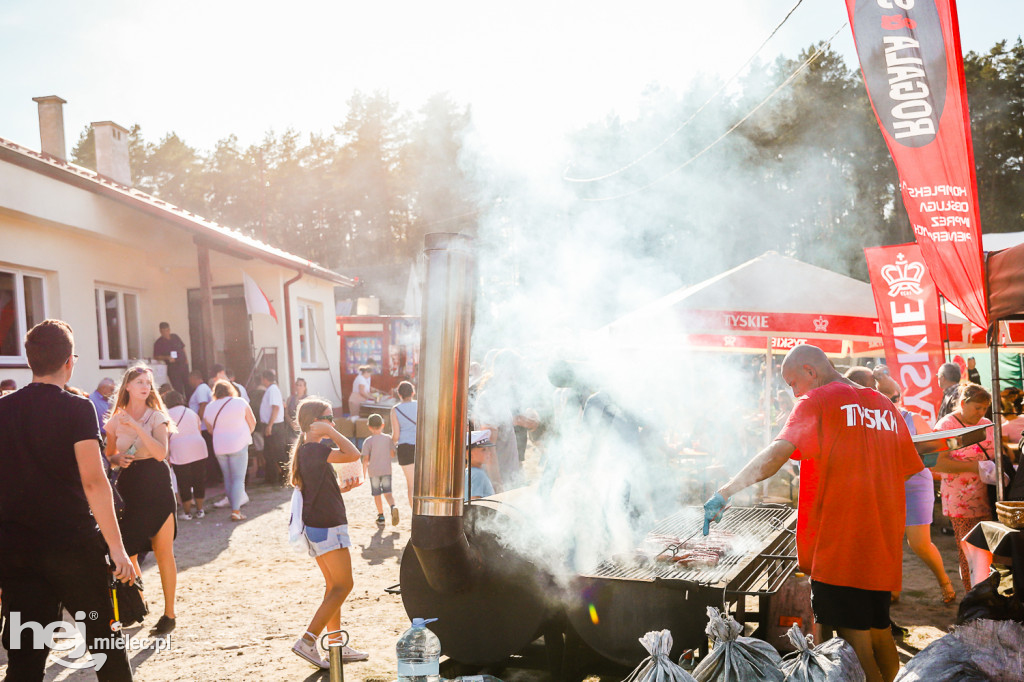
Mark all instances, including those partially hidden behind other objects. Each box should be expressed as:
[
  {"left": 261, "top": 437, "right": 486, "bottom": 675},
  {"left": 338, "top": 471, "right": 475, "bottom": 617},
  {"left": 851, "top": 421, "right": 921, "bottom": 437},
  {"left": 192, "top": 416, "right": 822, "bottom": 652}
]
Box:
[{"left": 465, "top": 429, "right": 495, "bottom": 500}]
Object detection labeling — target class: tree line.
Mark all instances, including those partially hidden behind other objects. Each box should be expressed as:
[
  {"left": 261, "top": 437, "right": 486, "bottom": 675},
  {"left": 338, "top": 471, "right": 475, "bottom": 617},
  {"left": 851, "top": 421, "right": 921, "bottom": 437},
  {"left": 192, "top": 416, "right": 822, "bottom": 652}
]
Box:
[{"left": 70, "top": 40, "right": 1024, "bottom": 287}]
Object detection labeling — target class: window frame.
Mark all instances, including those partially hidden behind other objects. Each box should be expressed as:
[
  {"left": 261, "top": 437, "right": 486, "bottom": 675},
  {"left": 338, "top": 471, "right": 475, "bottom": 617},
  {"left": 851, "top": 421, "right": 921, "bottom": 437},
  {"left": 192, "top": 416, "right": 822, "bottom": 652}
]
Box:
[
  {"left": 297, "top": 300, "right": 324, "bottom": 369},
  {"left": 0, "top": 267, "right": 48, "bottom": 366},
  {"left": 95, "top": 285, "right": 141, "bottom": 367}
]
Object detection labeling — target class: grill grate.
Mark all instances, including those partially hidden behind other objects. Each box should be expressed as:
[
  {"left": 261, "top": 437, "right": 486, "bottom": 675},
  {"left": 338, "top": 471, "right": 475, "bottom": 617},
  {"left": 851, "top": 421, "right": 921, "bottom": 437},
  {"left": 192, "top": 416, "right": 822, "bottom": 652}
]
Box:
[{"left": 582, "top": 505, "right": 796, "bottom": 589}]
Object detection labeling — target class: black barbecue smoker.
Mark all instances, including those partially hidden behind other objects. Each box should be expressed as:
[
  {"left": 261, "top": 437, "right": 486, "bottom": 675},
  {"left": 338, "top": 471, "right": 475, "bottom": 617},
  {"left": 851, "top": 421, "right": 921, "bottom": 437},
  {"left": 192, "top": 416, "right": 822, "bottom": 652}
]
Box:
[{"left": 399, "top": 233, "right": 803, "bottom": 675}]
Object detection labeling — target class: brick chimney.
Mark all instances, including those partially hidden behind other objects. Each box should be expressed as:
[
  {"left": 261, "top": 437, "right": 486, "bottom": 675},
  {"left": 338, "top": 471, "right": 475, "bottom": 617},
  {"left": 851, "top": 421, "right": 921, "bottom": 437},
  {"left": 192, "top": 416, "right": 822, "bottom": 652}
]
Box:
[
  {"left": 31, "top": 95, "right": 67, "bottom": 161},
  {"left": 92, "top": 121, "right": 132, "bottom": 186}
]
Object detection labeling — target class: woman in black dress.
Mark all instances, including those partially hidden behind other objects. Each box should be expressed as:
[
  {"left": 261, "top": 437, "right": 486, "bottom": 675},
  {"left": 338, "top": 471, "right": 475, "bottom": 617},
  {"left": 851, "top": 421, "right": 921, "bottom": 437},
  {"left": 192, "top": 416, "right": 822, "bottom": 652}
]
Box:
[{"left": 105, "top": 365, "right": 178, "bottom": 636}]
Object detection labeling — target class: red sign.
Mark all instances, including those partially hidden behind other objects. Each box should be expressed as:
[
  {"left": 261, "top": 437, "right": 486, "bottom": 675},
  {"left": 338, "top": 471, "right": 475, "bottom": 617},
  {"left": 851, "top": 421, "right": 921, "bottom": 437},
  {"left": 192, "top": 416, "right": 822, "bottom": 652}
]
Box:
[
  {"left": 847, "top": 0, "right": 987, "bottom": 329},
  {"left": 865, "top": 243, "right": 945, "bottom": 422},
  {"left": 680, "top": 335, "right": 846, "bottom": 354},
  {"left": 675, "top": 310, "right": 881, "bottom": 339}
]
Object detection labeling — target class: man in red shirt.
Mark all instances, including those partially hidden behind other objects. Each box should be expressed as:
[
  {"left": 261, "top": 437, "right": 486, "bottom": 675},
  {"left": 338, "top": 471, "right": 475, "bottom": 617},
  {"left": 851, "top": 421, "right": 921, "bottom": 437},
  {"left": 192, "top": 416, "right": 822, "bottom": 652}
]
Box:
[{"left": 703, "top": 345, "right": 922, "bottom": 682}]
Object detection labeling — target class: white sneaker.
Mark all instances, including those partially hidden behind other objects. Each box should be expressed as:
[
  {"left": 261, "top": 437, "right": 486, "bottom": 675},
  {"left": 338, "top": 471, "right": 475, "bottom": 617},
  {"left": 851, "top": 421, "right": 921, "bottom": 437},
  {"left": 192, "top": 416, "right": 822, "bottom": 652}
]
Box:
[
  {"left": 292, "top": 638, "right": 329, "bottom": 669},
  {"left": 240, "top": 492, "right": 250, "bottom": 507},
  {"left": 195, "top": 509, "right": 206, "bottom": 519},
  {"left": 340, "top": 644, "right": 369, "bottom": 663},
  {"left": 178, "top": 510, "right": 192, "bottom": 521},
  {"left": 213, "top": 498, "right": 230, "bottom": 508}
]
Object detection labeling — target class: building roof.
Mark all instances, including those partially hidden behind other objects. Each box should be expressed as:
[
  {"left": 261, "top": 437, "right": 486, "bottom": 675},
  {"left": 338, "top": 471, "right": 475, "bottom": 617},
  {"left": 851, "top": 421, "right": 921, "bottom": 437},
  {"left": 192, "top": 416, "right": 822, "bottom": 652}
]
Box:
[{"left": 0, "top": 135, "right": 354, "bottom": 287}]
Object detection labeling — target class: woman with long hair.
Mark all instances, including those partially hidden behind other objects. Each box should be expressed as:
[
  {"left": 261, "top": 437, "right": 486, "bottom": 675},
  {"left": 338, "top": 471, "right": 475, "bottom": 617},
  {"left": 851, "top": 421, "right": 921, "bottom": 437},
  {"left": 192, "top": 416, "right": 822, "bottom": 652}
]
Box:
[
  {"left": 289, "top": 397, "right": 368, "bottom": 668},
  {"left": 390, "top": 381, "right": 417, "bottom": 508},
  {"left": 104, "top": 364, "right": 178, "bottom": 636},
  {"left": 205, "top": 380, "right": 256, "bottom": 521},
  {"left": 933, "top": 383, "right": 995, "bottom": 594}
]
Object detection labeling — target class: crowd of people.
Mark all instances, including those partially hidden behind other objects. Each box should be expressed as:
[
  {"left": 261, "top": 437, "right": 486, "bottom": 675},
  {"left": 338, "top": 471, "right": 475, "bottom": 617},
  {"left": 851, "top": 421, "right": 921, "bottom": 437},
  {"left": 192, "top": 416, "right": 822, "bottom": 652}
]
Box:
[
  {"left": 0, "top": 318, "right": 557, "bottom": 678},
  {"left": 5, "top": 316, "right": 1019, "bottom": 680},
  {"left": 0, "top": 320, "right": 378, "bottom": 679}
]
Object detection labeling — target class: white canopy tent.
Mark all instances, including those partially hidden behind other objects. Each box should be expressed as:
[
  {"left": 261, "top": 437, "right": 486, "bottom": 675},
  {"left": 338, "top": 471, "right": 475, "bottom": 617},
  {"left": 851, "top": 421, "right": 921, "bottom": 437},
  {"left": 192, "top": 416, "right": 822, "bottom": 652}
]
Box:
[
  {"left": 598, "top": 251, "right": 972, "bottom": 446},
  {"left": 601, "top": 251, "right": 889, "bottom": 356}
]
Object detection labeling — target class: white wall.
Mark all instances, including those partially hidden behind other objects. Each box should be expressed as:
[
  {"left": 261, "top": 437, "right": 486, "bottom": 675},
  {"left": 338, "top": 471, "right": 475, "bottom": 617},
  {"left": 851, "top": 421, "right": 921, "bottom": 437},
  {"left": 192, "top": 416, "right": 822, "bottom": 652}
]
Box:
[
  {"left": 237, "top": 262, "right": 344, "bottom": 407},
  {"left": 0, "top": 160, "right": 346, "bottom": 406}
]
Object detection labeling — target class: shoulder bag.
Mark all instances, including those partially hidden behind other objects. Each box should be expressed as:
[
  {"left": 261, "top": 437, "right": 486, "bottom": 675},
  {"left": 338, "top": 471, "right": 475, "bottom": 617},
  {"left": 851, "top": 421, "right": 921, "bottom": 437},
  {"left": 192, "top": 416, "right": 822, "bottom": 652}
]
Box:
[{"left": 207, "top": 400, "right": 230, "bottom": 437}]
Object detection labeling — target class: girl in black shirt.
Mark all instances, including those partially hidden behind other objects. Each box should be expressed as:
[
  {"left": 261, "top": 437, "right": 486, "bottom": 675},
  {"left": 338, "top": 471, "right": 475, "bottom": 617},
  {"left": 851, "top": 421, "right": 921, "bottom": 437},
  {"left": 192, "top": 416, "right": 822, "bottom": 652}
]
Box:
[{"left": 288, "top": 397, "right": 368, "bottom": 668}]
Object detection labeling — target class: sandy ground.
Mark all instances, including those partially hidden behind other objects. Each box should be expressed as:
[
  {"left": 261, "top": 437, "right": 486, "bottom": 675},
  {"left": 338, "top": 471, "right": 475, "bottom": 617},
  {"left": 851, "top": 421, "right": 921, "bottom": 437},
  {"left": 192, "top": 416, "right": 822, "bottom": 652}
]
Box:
[{"left": 2, "top": 457, "right": 966, "bottom": 682}]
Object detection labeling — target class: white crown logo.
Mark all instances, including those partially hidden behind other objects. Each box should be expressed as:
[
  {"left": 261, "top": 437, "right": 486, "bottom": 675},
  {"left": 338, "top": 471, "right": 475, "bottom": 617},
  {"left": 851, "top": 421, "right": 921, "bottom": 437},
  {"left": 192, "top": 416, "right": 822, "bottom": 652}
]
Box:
[
  {"left": 881, "top": 253, "right": 925, "bottom": 297},
  {"left": 813, "top": 317, "right": 829, "bottom": 333},
  {"left": 723, "top": 336, "right": 737, "bottom": 347}
]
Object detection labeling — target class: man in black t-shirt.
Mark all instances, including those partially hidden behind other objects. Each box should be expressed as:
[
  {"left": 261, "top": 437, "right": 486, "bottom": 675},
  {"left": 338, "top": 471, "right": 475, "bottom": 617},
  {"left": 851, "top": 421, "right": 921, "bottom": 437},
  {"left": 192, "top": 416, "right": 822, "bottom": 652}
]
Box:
[
  {"left": 0, "top": 319, "right": 136, "bottom": 680},
  {"left": 152, "top": 321, "right": 189, "bottom": 394},
  {"left": 967, "top": 357, "right": 982, "bottom": 386}
]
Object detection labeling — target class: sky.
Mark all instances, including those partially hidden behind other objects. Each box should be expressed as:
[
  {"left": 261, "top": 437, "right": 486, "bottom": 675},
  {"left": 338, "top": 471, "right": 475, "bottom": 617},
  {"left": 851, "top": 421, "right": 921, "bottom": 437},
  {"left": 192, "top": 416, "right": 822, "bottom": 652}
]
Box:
[{"left": 1, "top": 0, "right": 1021, "bottom": 167}]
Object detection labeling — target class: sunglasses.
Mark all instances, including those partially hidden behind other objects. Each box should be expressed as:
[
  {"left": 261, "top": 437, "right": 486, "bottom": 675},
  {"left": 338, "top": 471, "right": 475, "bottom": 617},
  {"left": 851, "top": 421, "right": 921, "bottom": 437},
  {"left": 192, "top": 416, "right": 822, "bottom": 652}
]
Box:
[
  {"left": 316, "top": 414, "right": 335, "bottom": 423},
  {"left": 889, "top": 394, "right": 901, "bottom": 404}
]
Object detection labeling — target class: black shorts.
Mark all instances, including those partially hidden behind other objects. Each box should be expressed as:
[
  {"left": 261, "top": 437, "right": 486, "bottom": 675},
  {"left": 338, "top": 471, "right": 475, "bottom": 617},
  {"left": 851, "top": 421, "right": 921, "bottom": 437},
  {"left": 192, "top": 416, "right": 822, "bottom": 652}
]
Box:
[
  {"left": 396, "top": 443, "right": 415, "bottom": 467},
  {"left": 810, "top": 580, "right": 890, "bottom": 631}
]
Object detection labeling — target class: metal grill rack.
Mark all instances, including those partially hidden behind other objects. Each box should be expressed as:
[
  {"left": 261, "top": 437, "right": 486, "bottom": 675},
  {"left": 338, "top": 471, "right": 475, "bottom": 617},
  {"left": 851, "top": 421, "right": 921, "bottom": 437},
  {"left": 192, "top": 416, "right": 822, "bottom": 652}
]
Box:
[{"left": 583, "top": 505, "right": 797, "bottom": 591}]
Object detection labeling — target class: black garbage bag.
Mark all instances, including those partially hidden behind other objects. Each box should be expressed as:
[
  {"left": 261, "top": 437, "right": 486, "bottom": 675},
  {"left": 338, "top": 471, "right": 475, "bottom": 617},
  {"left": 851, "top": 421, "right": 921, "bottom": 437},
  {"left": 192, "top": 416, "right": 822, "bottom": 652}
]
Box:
[
  {"left": 957, "top": 565, "right": 1024, "bottom": 625},
  {"left": 895, "top": 619, "right": 1024, "bottom": 682},
  {"left": 779, "top": 625, "right": 864, "bottom": 682},
  {"left": 692, "top": 607, "right": 784, "bottom": 682}
]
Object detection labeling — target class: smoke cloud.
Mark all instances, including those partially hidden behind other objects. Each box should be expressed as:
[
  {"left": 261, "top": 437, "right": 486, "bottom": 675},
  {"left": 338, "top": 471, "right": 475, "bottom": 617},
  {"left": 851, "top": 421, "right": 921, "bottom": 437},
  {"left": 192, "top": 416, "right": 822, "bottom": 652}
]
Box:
[{"left": 450, "top": 67, "right": 829, "bottom": 583}]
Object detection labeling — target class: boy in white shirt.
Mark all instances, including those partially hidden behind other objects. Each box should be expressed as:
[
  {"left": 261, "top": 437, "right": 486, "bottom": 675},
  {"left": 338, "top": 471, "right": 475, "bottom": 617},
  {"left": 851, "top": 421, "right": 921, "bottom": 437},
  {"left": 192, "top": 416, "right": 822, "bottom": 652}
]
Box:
[{"left": 361, "top": 414, "right": 398, "bottom": 526}]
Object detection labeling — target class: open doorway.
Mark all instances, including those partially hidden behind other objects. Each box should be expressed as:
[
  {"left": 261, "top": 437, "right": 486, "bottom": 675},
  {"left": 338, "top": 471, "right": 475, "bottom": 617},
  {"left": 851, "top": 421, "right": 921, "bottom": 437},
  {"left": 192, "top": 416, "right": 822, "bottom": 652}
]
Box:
[{"left": 187, "top": 284, "right": 253, "bottom": 382}]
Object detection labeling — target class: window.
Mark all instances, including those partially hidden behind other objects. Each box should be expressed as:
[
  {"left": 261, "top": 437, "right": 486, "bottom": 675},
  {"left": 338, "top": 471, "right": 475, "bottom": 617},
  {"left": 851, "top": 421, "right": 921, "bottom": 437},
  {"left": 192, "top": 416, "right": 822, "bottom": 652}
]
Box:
[
  {"left": 95, "top": 287, "right": 141, "bottom": 364},
  {"left": 0, "top": 269, "right": 47, "bottom": 363},
  {"left": 298, "top": 301, "right": 321, "bottom": 366}
]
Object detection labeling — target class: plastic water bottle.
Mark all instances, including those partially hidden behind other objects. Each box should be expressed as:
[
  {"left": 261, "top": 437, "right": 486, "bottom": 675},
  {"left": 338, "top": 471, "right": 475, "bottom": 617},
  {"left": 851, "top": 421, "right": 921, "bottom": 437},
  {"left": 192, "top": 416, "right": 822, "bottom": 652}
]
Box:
[{"left": 397, "top": 617, "right": 441, "bottom": 682}]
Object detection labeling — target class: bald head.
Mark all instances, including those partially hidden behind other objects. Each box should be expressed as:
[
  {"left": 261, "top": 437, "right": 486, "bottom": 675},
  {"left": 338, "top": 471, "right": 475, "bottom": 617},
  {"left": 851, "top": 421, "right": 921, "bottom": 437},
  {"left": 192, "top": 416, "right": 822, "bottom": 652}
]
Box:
[
  {"left": 781, "top": 344, "right": 842, "bottom": 398},
  {"left": 781, "top": 344, "right": 832, "bottom": 374},
  {"left": 845, "top": 367, "right": 876, "bottom": 390}
]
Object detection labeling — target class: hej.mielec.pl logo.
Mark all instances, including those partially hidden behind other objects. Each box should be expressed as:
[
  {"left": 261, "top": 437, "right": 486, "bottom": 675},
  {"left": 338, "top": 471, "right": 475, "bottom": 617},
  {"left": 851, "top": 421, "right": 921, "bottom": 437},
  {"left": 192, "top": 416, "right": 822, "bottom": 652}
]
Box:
[{"left": 5, "top": 610, "right": 171, "bottom": 670}]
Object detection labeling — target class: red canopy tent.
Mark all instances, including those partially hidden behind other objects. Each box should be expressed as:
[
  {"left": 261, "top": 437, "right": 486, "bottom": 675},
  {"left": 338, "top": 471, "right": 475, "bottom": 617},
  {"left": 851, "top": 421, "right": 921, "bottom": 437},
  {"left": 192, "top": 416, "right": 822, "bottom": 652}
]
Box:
[{"left": 602, "top": 251, "right": 966, "bottom": 357}]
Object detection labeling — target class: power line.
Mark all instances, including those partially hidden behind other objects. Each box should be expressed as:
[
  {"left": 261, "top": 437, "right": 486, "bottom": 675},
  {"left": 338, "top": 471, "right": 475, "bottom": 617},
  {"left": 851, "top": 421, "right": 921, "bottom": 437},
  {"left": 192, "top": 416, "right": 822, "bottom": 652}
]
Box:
[
  {"left": 563, "top": 0, "right": 808, "bottom": 185},
  {"left": 578, "top": 22, "right": 848, "bottom": 203}
]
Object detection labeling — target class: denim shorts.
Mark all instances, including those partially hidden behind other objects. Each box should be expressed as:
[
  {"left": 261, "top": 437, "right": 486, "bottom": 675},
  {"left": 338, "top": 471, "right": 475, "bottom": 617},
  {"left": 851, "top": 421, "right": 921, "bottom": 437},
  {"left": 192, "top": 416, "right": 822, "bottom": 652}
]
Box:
[
  {"left": 370, "top": 474, "right": 393, "bottom": 496},
  {"left": 302, "top": 524, "right": 351, "bottom": 557}
]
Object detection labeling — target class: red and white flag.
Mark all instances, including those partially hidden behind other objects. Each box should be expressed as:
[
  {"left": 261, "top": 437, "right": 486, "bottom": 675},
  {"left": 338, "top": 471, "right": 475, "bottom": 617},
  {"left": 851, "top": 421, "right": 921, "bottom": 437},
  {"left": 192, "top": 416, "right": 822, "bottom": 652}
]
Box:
[
  {"left": 243, "top": 272, "right": 278, "bottom": 323},
  {"left": 865, "top": 243, "right": 945, "bottom": 423},
  {"left": 846, "top": 0, "right": 988, "bottom": 329}
]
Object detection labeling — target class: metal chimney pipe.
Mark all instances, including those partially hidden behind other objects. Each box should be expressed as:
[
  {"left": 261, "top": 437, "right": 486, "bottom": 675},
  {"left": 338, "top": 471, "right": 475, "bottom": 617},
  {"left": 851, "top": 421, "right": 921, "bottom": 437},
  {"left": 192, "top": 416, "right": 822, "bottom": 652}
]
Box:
[{"left": 410, "top": 232, "right": 478, "bottom": 593}]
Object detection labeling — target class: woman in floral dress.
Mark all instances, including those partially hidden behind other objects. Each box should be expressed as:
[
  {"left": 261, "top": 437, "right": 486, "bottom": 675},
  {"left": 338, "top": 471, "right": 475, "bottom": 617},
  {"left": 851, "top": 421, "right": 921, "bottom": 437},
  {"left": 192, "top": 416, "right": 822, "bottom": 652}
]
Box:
[{"left": 933, "top": 383, "right": 994, "bottom": 593}]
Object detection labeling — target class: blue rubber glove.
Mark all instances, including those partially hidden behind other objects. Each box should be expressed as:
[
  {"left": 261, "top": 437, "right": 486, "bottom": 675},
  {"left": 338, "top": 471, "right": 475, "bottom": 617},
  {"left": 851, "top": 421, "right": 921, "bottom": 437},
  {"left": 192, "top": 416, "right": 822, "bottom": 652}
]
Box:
[{"left": 703, "top": 492, "right": 727, "bottom": 535}]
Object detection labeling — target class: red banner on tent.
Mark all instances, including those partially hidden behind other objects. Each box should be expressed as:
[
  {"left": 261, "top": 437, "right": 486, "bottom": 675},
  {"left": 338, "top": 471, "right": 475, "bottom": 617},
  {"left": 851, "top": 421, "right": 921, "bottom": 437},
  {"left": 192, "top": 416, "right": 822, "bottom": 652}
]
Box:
[
  {"left": 865, "top": 243, "right": 945, "bottom": 422},
  {"left": 846, "top": 0, "right": 987, "bottom": 329},
  {"left": 675, "top": 310, "right": 881, "bottom": 339},
  {"left": 678, "top": 335, "right": 847, "bottom": 354}
]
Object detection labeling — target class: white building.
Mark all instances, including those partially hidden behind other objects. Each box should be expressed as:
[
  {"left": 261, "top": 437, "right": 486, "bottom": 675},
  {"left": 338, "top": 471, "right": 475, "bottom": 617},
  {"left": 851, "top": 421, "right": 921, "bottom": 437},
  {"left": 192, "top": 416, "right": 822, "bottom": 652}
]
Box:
[{"left": 0, "top": 95, "right": 353, "bottom": 404}]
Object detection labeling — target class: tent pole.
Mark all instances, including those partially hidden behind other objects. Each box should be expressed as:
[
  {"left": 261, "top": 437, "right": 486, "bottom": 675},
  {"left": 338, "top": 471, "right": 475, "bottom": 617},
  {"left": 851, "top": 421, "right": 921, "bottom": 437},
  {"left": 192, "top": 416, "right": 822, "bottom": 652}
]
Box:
[
  {"left": 985, "top": 251, "right": 1004, "bottom": 503},
  {"left": 765, "top": 337, "right": 774, "bottom": 449},
  {"left": 940, "top": 294, "right": 951, "bottom": 362},
  {"left": 991, "top": 330, "right": 1005, "bottom": 503}
]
